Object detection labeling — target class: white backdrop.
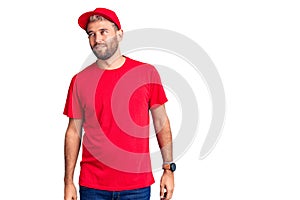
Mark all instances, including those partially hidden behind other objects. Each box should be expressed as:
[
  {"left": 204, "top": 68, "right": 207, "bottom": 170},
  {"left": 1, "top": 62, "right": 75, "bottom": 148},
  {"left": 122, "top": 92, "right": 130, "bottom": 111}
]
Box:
[{"left": 0, "top": 0, "right": 299, "bottom": 199}]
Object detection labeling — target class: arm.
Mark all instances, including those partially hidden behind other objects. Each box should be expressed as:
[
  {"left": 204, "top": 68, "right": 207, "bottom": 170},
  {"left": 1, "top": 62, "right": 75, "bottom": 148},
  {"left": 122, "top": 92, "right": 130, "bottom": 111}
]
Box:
[
  {"left": 64, "top": 118, "right": 83, "bottom": 200},
  {"left": 151, "top": 105, "right": 174, "bottom": 200}
]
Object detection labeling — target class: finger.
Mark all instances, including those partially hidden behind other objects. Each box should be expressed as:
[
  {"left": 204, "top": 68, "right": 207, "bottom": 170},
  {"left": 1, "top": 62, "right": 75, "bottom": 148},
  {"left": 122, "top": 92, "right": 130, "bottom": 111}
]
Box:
[
  {"left": 160, "top": 185, "right": 165, "bottom": 198},
  {"left": 160, "top": 192, "right": 167, "bottom": 200},
  {"left": 166, "top": 187, "right": 174, "bottom": 200}
]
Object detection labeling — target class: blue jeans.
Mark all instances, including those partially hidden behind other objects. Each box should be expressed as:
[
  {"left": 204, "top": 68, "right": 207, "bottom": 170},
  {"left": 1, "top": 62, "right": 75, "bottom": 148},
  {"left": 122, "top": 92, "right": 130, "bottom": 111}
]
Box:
[{"left": 80, "top": 186, "right": 151, "bottom": 200}]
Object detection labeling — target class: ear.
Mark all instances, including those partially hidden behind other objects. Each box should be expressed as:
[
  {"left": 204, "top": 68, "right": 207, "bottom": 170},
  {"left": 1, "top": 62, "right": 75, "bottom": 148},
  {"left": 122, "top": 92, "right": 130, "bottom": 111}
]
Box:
[{"left": 116, "top": 29, "right": 123, "bottom": 42}]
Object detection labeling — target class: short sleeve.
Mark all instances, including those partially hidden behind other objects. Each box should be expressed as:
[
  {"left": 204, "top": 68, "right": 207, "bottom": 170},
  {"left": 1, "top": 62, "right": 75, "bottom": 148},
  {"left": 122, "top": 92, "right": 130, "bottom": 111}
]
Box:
[
  {"left": 149, "top": 67, "right": 168, "bottom": 109},
  {"left": 63, "top": 75, "right": 83, "bottom": 119}
]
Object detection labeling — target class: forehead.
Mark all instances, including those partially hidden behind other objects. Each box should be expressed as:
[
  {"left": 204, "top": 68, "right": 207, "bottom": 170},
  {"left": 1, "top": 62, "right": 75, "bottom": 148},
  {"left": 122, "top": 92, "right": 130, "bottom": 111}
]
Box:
[{"left": 86, "top": 20, "right": 115, "bottom": 32}]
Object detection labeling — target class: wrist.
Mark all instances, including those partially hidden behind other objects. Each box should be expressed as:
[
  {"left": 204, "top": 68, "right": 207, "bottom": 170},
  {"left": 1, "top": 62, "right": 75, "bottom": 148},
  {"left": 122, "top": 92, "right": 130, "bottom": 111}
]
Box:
[
  {"left": 162, "top": 162, "right": 176, "bottom": 172},
  {"left": 64, "top": 177, "right": 74, "bottom": 185},
  {"left": 163, "top": 169, "right": 174, "bottom": 174}
]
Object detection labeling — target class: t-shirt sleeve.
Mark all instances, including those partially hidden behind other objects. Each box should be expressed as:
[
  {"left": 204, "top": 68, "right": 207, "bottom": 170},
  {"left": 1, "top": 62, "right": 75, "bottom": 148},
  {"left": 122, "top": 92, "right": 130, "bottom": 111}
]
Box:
[
  {"left": 149, "top": 67, "right": 168, "bottom": 109},
  {"left": 63, "top": 75, "right": 83, "bottom": 119}
]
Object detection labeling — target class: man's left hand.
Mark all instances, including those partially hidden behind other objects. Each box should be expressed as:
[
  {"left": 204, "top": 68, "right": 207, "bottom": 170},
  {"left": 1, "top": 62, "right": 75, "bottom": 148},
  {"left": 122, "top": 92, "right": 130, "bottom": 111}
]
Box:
[{"left": 160, "top": 170, "right": 174, "bottom": 200}]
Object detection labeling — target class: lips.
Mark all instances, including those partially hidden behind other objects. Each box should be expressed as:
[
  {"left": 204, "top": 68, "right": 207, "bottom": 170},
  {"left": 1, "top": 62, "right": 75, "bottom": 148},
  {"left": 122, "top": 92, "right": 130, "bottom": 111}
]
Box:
[{"left": 94, "top": 44, "right": 107, "bottom": 49}]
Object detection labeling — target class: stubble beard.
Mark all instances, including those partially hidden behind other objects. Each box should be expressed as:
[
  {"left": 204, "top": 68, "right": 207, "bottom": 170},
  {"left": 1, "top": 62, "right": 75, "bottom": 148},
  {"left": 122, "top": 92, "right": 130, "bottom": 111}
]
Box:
[{"left": 92, "top": 36, "right": 119, "bottom": 60}]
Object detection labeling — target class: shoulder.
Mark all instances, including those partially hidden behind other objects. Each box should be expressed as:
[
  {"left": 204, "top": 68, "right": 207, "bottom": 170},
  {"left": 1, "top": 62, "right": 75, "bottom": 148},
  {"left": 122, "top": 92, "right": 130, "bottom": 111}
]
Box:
[
  {"left": 69, "top": 62, "right": 98, "bottom": 85},
  {"left": 77, "top": 62, "right": 98, "bottom": 75},
  {"left": 125, "top": 56, "right": 158, "bottom": 72}
]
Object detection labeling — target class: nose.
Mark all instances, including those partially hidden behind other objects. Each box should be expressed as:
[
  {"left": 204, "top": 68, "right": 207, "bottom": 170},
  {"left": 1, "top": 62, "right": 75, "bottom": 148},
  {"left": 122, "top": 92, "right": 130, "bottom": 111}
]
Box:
[{"left": 95, "top": 32, "right": 105, "bottom": 43}]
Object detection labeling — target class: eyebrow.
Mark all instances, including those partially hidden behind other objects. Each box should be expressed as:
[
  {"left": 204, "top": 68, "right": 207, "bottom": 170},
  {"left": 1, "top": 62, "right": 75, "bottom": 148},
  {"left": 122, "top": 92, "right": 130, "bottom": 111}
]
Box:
[{"left": 87, "top": 28, "right": 109, "bottom": 34}]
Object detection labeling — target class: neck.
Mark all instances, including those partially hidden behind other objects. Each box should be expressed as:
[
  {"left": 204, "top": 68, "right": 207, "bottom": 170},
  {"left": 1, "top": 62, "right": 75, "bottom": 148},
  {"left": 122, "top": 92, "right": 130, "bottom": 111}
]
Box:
[{"left": 96, "top": 50, "right": 125, "bottom": 70}]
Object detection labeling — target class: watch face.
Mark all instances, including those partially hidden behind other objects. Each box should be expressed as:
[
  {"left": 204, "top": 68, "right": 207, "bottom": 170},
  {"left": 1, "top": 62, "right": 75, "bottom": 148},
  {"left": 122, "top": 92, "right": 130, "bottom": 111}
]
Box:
[{"left": 170, "top": 163, "right": 176, "bottom": 172}]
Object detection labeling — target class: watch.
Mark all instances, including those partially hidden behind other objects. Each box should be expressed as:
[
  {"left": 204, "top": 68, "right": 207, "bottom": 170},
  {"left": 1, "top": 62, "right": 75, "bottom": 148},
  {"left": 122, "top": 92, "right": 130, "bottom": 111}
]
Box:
[{"left": 162, "top": 162, "right": 176, "bottom": 172}]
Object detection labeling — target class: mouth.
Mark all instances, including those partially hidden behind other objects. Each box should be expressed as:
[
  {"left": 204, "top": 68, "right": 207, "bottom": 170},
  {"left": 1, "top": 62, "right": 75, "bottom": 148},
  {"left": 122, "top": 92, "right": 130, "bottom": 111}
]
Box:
[{"left": 94, "top": 44, "right": 107, "bottom": 49}]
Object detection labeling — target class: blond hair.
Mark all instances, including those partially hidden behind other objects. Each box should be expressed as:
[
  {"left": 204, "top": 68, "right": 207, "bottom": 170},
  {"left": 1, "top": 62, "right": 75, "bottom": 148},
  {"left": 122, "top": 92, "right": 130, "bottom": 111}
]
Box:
[{"left": 88, "top": 15, "right": 118, "bottom": 31}]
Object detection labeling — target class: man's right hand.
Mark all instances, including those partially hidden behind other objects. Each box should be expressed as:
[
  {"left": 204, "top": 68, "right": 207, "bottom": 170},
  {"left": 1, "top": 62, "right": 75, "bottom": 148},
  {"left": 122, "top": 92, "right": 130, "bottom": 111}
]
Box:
[{"left": 64, "top": 183, "right": 77, "bottom": 200}]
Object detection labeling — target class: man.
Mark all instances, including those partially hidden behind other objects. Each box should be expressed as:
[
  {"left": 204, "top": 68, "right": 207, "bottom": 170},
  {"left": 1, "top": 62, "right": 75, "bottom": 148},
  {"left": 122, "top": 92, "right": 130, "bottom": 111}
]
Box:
[{"left": 63, "top": 8, "right": 175, "bottom": 200}]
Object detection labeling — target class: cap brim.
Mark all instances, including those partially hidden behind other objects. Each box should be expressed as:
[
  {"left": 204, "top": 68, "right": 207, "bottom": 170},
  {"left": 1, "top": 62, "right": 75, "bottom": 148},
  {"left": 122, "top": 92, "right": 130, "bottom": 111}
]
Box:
[{"left": 78, "top": 11, "right": 95, "bottom": 30}]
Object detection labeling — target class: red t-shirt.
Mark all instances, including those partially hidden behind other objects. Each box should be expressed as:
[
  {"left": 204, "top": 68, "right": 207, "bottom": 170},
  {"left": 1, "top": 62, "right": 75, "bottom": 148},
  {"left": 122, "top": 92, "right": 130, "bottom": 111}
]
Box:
[{"left": 63, "top": 57, "right": 168, "bottom": 191}]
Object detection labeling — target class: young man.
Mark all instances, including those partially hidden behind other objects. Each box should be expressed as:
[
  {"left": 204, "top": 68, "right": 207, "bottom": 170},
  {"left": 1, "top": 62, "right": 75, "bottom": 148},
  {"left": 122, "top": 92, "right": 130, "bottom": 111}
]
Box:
[{"left": 63, "top": 8, "right": 175, "bottom": 200}]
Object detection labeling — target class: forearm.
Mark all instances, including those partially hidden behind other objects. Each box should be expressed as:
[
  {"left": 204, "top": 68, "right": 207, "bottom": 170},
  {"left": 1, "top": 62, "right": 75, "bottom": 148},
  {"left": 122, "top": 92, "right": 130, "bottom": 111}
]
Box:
[
  {"left": 64, "top": 119, "right": 82, "bottom": 184},
  {"left": 156, "top": 118, "right": 173, "bottom": 163},
  {"left": 151, "top": 105, "right": 173, "bottom": 163}
]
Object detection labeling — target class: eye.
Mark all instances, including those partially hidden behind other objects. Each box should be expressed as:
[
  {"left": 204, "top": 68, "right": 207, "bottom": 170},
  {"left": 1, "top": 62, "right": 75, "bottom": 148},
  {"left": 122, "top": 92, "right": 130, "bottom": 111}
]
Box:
[
  {"left": 100, "top": 29, "right": 109, "bottom": 35},
  {"left": 88, "top": 32, "right": 95, "bottom": 38}
]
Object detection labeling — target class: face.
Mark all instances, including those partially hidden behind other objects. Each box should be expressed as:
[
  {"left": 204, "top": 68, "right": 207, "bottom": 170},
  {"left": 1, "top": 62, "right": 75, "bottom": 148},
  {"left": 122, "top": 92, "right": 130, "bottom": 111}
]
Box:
[{"left": 87, "top": 20, "right": 122, "bottom": 60}]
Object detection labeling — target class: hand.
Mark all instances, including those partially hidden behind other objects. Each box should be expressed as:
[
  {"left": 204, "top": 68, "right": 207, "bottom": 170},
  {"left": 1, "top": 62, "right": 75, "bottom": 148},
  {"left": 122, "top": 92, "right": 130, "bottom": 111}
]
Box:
[
  {"left": 64, "top": 183, "right": 77, "bottom": 200},
  {"left": 160, "top": 170, "right": 174, "bottom": 200}
]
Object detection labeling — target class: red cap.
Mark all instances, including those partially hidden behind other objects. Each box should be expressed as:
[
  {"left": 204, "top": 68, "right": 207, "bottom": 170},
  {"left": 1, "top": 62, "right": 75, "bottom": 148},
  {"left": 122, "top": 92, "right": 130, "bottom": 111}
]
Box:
[{"left": 78, "top": 8, "right": 121, "bottom": 30}]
